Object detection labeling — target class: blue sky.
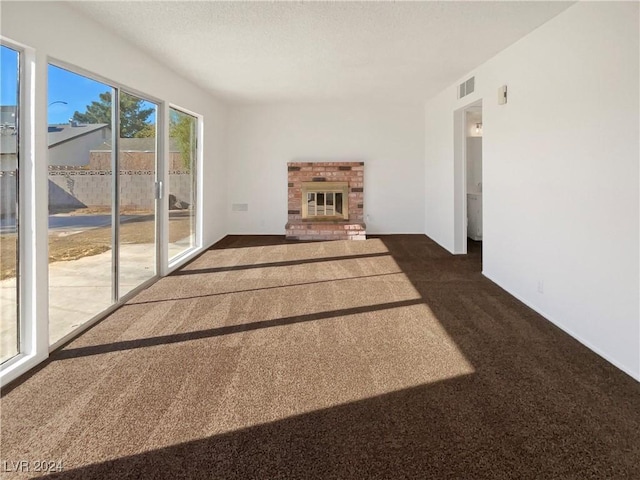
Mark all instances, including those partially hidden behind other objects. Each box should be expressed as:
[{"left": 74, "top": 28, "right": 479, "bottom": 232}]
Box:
[
  {"left": 48, "top": 64, "right": 112, "bottom": 124},
  {"left": 1, "top": 47, "right": 111, "bottom": 124},
  {"left": 47, "top": 65, "right": 157, "bottom": 125},
  {"left": 1, "top": 48, "right": 155, "bottom": 125},
  {"left": 1, "top": 45, "right": 19, "bottom": 110}
]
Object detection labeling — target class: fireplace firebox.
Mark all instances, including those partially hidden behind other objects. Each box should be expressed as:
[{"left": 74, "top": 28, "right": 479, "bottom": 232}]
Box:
[{"left": 301, "top": 182, "right": 349, "bottom": 220}]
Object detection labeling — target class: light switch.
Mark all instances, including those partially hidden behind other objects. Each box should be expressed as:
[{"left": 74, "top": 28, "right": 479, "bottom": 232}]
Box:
[{"left": 498, "top": 85, "right": 507, "bottom": 105}]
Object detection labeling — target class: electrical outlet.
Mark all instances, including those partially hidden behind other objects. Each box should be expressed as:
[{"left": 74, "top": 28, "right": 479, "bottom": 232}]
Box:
[
  {"left": 537, "top": 280, "right": 544, "bottom": 294},
  {"left": 231, "top": 203, "right": 248, "bottom": 212}
]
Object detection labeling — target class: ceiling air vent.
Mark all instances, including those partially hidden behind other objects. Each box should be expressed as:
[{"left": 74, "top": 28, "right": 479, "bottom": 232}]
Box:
[{"left": 458, "top": 76, "right": 475, "bottom": 99}]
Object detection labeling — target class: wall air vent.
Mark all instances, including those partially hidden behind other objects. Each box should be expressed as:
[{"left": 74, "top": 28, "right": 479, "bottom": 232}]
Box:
[{"left": 458, "top": 76, "right": 475, "bottom": 99}]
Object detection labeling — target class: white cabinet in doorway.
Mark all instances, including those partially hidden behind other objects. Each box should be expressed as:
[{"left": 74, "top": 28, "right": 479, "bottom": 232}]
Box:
[{"left": 467, "top": 193, "right": 482, "bottom": 241}]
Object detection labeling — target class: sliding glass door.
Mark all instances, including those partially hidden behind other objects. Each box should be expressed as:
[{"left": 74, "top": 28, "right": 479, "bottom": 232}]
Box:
[
  {"left": 168, "top": 107, "right": 197, "bottom": 261},
  {"left": 0, "top": 45, "right": 20, "bottom": 363},
  {"left": 1, "top": 53, "right": 203, "bottom": 384},
  {"left": 118, "top": 92, "right": 157, "bottom": 298},
  {"left": 47, "top": 65, "right": 159, "bottom": 345},
  {"left": 47, "top": 66, "right": 115, "bottom": 344}
]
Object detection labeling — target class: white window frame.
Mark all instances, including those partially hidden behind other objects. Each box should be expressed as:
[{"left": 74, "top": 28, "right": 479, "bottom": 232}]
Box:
[
  {"left": 0, "top": 37, "right": 45, "bottom": 384},
  {"left": 167, "top": 104, "right": 203, "bottom": 272}
]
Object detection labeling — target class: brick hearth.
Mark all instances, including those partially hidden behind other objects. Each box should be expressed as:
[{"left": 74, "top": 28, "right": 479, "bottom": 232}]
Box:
[{"left": 285, "top": 161, "right": 366, "bottom": 241}]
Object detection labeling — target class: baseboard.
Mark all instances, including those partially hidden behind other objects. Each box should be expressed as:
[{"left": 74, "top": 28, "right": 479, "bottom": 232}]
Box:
[
  {"left": 367, "top": 231, "right": 426, "bottom": 235},
  {"left": 226, "top": 232, "right": 428, "bottom": 236},
  {"left": 482, "top": 270, "right": 640, "bottom": 383},
  {"left": 167, "top": 234, "right": 229, "bottom": 274}
]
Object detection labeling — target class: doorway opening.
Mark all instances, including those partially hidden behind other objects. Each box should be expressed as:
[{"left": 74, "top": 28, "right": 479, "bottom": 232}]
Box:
[{"left": 453, "top": 100, "right": 483, "bottom": 265}]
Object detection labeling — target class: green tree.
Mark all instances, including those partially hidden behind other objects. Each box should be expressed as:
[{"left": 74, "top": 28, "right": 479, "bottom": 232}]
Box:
[
  {"left": 134, "top": 111, "right": 194, "bottom": 170},
  {"left": 134, "top": 123, "right": 156, "bottom": 139},
  {"left": 169, "top": 111, "right": 196, "bottom": 170},
  {"left": 73, "top": 91, "right": 154, "bottom": 138}
]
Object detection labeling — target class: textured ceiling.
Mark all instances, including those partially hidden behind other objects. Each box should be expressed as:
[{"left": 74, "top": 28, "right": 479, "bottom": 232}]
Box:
[{"left": 70, "top": 1, "right": 574, "bottom": 103}]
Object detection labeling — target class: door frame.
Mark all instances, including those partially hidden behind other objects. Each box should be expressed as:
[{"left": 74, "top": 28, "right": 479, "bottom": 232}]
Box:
[{"left": 453, "top": 99, "right": 482, "bottom": 255}]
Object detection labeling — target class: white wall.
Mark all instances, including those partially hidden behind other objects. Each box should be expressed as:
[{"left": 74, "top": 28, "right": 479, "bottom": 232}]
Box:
[
  {"left": 227, "top": 103, "right": 425, "bottom": 234},
  {"left": 1, "top": 1, "right": 229, "bottom": 248},
  {"left": 425, "top": 2, "right": 640, "bottom": 379},
  {"left": 425, "top": 94, "right": 456, "bottom": 249}
]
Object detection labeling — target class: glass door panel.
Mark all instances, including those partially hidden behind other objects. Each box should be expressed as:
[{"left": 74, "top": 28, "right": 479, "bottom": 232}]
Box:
[
  {"left": 168, "top": 108, "right": 197, "bottom": 261},
  {"left": 47, "top": 65, "right": 114, "bottom": 345},
  {"left": 1, "top": 45, "right": 20, "bottom": 362},
  {"left": 118, "top": 92, "right": 157, "bottom": 297}
]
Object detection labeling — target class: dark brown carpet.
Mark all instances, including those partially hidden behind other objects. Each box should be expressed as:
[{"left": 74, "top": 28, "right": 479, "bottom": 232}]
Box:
[{"left": 1, "top": 235, "right": 639, "bottom": 479}]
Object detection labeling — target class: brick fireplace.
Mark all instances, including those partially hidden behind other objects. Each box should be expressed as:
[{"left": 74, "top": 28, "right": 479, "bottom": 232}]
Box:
[{"left": 285, "top": 162, "right": 366, "bottom": 241}]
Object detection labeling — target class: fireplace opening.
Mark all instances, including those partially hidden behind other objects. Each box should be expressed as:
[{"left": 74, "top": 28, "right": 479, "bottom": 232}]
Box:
[{"left": 301, "top": 182, "right": 349, "bottom": 220}]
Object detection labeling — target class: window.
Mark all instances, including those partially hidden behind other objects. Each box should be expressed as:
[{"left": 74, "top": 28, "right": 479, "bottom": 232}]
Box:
[
  {"left": 1, "top": 52, "right": 203, "bottom": 382},
  {"left": 168, "top": 107, "right": 198, "bottom": 260},
  {"left": 0, "top": 45, "right": 20, "bottom": 363}
]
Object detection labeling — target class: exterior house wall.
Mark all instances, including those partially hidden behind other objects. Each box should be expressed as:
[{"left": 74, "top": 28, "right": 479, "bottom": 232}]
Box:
[{"left": 48, "top": 127, "right": 110, "bottom": 166}]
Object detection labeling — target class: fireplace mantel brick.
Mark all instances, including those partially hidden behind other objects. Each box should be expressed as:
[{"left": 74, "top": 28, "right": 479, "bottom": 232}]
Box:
[{"left": 286, "top": 161, "right": 365, "bottom": 241}]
